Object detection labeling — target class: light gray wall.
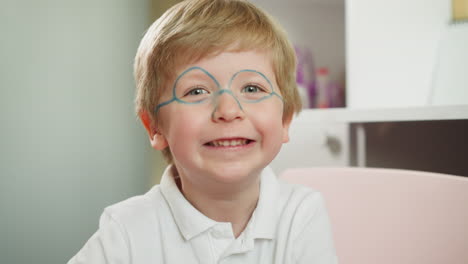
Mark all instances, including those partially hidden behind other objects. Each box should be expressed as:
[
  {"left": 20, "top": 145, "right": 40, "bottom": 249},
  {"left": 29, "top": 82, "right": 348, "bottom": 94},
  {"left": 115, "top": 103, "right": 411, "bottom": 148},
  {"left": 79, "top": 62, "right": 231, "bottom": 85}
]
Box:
[{"left": 0, "top": 1, "right": 154, "bottom": 263}]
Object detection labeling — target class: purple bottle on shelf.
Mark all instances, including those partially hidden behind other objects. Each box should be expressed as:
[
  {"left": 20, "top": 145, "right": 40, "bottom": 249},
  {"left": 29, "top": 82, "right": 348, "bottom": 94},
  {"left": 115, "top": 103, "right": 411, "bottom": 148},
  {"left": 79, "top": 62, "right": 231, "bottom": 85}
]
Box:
[{"left": 295, "top": 46, "right": 316, "bottom": 108}]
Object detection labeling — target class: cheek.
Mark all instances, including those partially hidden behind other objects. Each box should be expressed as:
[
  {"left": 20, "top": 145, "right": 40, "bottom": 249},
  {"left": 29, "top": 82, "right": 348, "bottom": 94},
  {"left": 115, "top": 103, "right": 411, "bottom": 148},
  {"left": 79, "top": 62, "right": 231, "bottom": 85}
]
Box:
[
  {"left": 254, "top": 114, "right": 285, "bottom": 164},
  {"left": 163, "top": 109, "right": 205, "bottom": 148},
  {"left": 250, "top": 105, "right": 285, "bottom": 143}
]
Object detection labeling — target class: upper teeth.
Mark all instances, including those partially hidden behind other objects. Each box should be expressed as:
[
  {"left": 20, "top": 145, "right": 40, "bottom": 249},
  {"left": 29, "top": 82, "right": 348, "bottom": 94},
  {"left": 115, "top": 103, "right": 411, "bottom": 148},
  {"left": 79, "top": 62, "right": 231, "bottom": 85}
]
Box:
[{"left": 209, "top": 139, "right": 248, "bottom": 147}]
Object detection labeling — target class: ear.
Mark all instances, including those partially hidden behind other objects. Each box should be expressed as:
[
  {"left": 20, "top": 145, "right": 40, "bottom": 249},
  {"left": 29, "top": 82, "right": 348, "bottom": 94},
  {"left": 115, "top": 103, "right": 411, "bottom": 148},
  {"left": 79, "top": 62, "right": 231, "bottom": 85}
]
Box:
[
  {"left": 139, "top": 110, "right": 169, "bottom": 150},
  {"left": 282, "top": 114, "right": 293, "bottom": 143}
]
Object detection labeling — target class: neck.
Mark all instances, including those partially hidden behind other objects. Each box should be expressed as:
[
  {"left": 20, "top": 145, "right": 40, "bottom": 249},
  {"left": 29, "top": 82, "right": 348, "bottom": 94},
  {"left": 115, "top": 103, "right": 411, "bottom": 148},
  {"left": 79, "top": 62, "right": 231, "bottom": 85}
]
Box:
[{"left": 178, "top": 175, "right": 260, "bottom": 238}]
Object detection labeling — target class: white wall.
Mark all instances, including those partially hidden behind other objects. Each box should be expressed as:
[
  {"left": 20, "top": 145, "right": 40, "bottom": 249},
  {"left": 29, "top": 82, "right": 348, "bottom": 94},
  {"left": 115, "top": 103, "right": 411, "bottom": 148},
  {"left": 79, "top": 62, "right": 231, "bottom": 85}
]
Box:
[
  {"left": 431, "top": 23, "right": 468, "bottom": 106},
  {"left": 0, "top": 1, "right": 152, "bottom": 263},
  {"left": 346, "top": 0, "right": 451, "bottom": 108}
]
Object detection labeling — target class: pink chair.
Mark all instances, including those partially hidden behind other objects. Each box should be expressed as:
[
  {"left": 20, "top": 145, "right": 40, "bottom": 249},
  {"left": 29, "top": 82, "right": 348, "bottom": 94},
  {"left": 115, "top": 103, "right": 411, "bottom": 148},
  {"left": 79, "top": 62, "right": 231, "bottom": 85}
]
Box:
[{"left": 280, "top": 167, "right": 468, "bottom": 264}]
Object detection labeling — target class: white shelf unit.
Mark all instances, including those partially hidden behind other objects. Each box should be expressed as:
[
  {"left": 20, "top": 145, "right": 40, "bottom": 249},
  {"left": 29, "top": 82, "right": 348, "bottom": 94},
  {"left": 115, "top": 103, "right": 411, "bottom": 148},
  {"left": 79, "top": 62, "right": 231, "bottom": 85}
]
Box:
[{"left": 271, "top": 105, "right": 468, "bottom": 176}]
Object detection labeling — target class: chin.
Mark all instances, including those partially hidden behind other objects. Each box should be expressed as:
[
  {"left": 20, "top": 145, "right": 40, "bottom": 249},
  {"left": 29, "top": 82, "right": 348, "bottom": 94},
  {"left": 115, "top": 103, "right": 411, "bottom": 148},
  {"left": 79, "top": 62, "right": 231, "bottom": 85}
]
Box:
[{"left": 207, "top": 163, "right": 265, "bottom": 184}]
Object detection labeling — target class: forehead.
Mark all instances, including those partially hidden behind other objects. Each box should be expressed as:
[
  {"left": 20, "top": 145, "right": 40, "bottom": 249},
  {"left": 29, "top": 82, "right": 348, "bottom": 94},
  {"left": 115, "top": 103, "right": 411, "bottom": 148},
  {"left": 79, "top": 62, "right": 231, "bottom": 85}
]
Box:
[
  {"left": 173, "top": 49, "right": 276, "bottom": 82},
  {"left": 175, "top": 67, "right": 272, "bottom": 86}
]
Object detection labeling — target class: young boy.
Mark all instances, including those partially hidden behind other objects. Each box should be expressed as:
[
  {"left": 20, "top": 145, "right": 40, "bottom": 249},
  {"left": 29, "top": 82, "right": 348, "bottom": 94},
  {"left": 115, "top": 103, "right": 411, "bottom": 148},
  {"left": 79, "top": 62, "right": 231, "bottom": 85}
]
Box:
[{"left": 68, "top": 0, "right": 337, "bottom": 263}]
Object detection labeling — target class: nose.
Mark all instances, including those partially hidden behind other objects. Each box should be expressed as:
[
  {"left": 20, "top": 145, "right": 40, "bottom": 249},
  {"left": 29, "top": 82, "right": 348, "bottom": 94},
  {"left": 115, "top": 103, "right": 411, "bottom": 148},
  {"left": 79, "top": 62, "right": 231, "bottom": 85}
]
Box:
[{"left": 211, "top": 91, "right": 245, "bottom": 122}]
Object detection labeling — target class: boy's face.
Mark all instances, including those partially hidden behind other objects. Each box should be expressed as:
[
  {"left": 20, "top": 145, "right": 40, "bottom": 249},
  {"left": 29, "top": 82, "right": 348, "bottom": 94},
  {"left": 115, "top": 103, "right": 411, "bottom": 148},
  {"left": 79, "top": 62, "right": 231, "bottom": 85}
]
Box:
[{"left": 153, "top": 50, "right": 291, "bottom": 186}]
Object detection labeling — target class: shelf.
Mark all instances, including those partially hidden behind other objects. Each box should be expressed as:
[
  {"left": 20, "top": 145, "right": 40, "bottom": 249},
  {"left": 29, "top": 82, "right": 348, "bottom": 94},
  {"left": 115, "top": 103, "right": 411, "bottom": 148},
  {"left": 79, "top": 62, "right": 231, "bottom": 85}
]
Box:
[{"left": 295, "top": 105, "right": 468, "bottom": 124}]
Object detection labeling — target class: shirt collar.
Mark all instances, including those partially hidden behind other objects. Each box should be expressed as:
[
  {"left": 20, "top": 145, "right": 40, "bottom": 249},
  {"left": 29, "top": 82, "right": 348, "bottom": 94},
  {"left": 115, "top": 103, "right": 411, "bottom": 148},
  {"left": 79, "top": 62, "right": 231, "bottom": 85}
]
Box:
[
  {"left": 159, "top": 165, "right": 280, "bottom": 241},
  {"left": 160, "top": 166, "right": 217, "bottom": 241}
]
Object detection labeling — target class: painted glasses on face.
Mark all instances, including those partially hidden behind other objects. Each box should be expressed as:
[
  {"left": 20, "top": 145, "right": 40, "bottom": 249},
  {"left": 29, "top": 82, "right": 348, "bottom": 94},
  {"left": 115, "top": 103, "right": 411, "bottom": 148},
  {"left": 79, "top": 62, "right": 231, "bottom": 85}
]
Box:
[{"left": 154, "top": 66, "right": 283, "bottom": 114}]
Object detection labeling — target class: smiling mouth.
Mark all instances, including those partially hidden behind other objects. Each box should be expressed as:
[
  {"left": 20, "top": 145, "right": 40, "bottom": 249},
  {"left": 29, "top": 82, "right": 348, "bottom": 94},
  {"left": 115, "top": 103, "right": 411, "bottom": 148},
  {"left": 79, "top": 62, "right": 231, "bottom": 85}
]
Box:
[{"left": 204, "top": 138, "right": 255, "bottom": 147}]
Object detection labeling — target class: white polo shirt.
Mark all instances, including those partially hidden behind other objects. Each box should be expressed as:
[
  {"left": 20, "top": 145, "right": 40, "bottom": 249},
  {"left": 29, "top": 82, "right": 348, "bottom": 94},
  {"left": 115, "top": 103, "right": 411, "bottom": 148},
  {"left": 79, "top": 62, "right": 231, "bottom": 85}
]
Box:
[{"left": 68, "top": 166, "right": 337, "bottom": 264}]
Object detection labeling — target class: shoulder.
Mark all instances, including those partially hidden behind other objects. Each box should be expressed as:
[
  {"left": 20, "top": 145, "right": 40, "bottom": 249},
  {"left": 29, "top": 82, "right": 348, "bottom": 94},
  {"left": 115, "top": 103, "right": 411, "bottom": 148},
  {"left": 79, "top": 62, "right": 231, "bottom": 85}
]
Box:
[
  {"left": 259, "top": 166, "right": 326, "bottom": 221},
  {"left": 275, "top": 178, "right": 331, "bottom": 238},
  {"left": 277, "top": 177, "right": 325, "bottom": 214},
  {"left": 101, "top": 185, "right": 166, "bottom": 229},
  {"left": 276, "top": 180, "right": 337, "bottom": 263},
  {"left": 68, "top": 187, "right": 166, "bottom": 264}
]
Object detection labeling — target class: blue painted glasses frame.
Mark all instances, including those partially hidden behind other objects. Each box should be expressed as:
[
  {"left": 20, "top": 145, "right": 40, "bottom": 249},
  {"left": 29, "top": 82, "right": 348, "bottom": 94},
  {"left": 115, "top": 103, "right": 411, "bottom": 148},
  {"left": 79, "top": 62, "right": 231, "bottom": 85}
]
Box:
[{"left": 154, "top": 66, "right": 283, "bottom": 114}]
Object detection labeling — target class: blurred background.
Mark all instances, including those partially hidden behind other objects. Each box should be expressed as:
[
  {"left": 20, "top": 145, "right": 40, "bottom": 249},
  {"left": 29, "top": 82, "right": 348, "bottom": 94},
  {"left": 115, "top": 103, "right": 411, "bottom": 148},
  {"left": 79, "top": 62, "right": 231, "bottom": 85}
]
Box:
[
  {"left": 1, "top": 0, "right": 467, "bottom": 263},
  {"left": 1, "top": 0, "right": 177, "bottom": 263}
]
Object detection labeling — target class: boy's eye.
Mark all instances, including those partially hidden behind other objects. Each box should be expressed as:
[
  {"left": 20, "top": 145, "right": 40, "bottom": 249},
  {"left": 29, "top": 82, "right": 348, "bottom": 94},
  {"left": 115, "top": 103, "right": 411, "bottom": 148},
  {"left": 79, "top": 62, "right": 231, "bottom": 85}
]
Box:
[
  {"left": 241, "top": 84, "right": 264, "bottom": 93},
  {"left": 185, "top": 87, "right": 209, "bottom": 96}
]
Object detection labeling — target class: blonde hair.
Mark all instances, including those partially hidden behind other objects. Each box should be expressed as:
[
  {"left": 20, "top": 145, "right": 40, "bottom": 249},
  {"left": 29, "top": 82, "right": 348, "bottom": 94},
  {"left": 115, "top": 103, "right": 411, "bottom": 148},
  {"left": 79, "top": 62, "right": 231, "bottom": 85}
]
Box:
[{"left": 134, "top": 0, "right": 301, "bottom": 164}]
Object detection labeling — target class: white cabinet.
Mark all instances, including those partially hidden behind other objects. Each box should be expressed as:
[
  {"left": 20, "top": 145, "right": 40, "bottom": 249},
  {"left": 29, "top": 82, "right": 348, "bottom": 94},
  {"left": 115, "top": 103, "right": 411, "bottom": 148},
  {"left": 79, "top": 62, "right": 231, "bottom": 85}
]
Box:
[
  {"left": 271, "top": 106, "right": 468, "bottom": 176},
  {"left": 271, "top": 119, "right": 349, "bottom": 174}
]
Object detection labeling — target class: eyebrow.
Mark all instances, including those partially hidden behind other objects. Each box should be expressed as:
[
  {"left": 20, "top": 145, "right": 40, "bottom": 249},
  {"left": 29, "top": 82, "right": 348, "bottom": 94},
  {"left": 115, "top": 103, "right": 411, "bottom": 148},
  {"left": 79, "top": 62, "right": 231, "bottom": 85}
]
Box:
[
  {"left": 228, "top": 69, "right": 275, "bottom": 91},
  {"left": 177, "top": 71, "right": 212, "bottom": 81},
  {"left": 174, "top": 66, "right": 221, "bottom": 89},
  {"left": 231, "top": 72, "right": 270, "bottom": 83}
]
